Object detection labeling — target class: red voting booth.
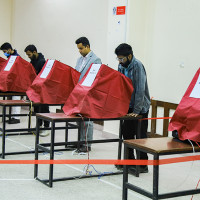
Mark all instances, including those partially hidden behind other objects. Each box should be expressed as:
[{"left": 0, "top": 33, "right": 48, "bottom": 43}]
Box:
[
  {"left": 169, "top": 68, "right": 200, "bottom": 142},
  {"left": 0, "top": 56, "right": 36, "bottom": 92},
  {"left": 63, "top": 64, "right": 133, "bottom": 119},
  {"left": 26, "top": 59, "right": 80, "bottom": 104},
  {"left": 0, "top": 57, "right": 7, "bottom": 72}
]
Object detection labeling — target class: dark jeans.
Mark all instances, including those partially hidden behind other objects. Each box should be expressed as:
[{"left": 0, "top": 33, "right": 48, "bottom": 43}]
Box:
[
  {"left": 34, "top": 105, "right": 50, "bottom": 128},
  {"left": 121, "top": 108, "right": 149, "bottom": 161}
]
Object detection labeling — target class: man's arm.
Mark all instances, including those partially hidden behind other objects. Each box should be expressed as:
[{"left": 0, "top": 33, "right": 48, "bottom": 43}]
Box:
[
  {"left": 133, "top": 63, "right": 147, "bottom": 114},
  {"left": 94, "top": 57, "right": 102, "bottom": 64}
]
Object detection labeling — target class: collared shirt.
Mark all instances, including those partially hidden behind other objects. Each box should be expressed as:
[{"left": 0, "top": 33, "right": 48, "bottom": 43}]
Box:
[
  {"left": 118, "top": 55, "right": 151, "bottom": 114},
  {"left": 78, "top": 51, "right": 92, "bottom": 72}
]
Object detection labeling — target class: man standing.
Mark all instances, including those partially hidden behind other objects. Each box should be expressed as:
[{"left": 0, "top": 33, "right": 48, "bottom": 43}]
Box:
[
  {"left": 0, "top": 42, "right": 21, "bottom": 124},
  {"left": 115, "top": 43, "right": 151, "bottom": 175},
  {"left": 75, "top": 37, "right": 101, "bottom": 153},
  {"left": 24, "top": 45, "right": 50, "bottom": 136}
]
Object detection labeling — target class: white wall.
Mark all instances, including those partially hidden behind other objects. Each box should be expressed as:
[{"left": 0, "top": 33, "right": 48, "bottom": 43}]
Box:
[
  {"left": 103, "top": 0, "right": 128, "bottom": 135},
  {"left": 0, "top": 0, "right": 12, "bottom": 58},
  {"left": 11, "top": 0, "right": 108, "bottom": 67},
  {"left": 128, "top": 0, "right": 200, "bottom": 104},
  {"left": 125, "top": 0, "right": 200, "bottom": 135}
]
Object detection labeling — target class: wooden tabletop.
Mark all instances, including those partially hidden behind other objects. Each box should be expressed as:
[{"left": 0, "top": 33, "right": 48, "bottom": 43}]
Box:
[
  {"left": 36, "top": 112, "right": 142, "bottom": 122},
  {"left": 124, "top": 138, "right": 200, "bottom": 154},
  {"left": 0, "top": 100, "right": 63, "bottom": 106},
  {"left": 0, "top": 100, "right": 40, "bottom": 106},
  {"left": 0, "top": 92, "right": 26, "bottom": 96}
]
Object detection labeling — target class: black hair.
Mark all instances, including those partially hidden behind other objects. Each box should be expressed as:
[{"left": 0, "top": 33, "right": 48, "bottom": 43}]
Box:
[
  {"left": 115, "top": 43, "right": 133, "bottom": 56},
  {"left": 75, "top": 37, "right": 90, "bottom": 48},
  {"left": 0, "top": 42, "right": 12, "bottom": 50},
  {"left": 24, "top": 45, "right": 37, "bottom": 53}
]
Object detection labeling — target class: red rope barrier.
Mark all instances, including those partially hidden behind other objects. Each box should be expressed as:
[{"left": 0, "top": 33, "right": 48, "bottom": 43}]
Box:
[{"left": 0, "top": 154, "right": 200, "bottom": 165}]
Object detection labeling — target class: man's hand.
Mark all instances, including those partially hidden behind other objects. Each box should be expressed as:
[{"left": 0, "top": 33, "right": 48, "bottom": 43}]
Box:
[{"left": 126, "top": 112, "right": 138, "bottom": 117}]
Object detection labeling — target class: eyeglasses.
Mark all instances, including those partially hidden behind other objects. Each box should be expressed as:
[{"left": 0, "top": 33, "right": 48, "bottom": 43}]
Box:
[{"left": 116, "top": 57, "right": 126, "bottom": 62}]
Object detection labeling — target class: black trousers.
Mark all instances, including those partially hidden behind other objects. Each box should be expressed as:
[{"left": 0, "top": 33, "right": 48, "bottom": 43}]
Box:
[
  {"left": 121, "top": 108, "right": 149, "bottom": 161},
  {"left": 34, "top": 105, "right": 50, "bottom": 127}
]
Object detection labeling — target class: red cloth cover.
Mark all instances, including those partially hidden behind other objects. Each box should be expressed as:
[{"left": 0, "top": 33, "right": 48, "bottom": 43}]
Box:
[
  {"left": 63, "top": 64, "right": 133, "bottom": 119},
  {"left": 26, "top": 59, "right": 80, "bottom": 104},
  {"left": 0, "top": 57, "right": 7, "bottom": 72},
  {"left": 168, "top": 68, "right": 200, "bottom": 142},
  {"left": 0, "top": 56, "right": 36, "bottom": 92}
]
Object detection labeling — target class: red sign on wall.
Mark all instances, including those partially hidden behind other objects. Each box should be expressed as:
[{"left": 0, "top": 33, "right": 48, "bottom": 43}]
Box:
[{"left": 116, "top": 6, "right": 126, "bottom": 15}]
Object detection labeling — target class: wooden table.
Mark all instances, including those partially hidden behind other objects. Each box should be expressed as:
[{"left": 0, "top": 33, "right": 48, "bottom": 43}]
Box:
[
  {"left": 34, "top": 113, "right": 142, "bottom": 187},
  {"left": 123, "top": 138, "right": 200, "bottom": 200},
  {"left": 0, "top": 92, "right": 26, "bottom": 120},
  {"left": 0, "top": 100, "right": 64, "bottom": 158}
]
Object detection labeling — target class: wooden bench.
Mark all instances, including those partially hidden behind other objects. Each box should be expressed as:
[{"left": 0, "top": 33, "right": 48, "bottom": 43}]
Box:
[{"left": 148, "top": 99, "right": 178, "bottom": 138}]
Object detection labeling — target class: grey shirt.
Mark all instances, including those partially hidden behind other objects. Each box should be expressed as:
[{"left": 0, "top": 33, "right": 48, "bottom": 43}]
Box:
[{"left": 75, "top": 51, "right": 102, "bottom": 81}]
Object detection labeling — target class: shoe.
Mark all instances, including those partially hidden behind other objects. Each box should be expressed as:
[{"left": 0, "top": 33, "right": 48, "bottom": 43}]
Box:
[
  {"left": 75, "top": 146, "right": 91, "bottom": 153},
  {"left": 115, "top": 165, "right": 123, "bottom": 170},
  {"left": 7, "top": 118, "right": 20, "bottom": 124},
  {"left": 39, "top": 130, "right": 50, "bottom": 137},
  {"left": 128, "top": 166, "right": 148, "bottom": 176}
]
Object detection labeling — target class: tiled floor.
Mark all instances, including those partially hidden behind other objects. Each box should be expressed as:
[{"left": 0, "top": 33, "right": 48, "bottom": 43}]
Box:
[{"left": 0, "top": 108, "right": 200, "bottom": 200}]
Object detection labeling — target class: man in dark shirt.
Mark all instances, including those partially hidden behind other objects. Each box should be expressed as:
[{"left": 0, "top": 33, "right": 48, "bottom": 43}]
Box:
[
  {"left": 0, "top": 42, "right": 21, "bottom": 124},
  {"left": 24, "top": 45, "right": 50, "bottom": 136}
]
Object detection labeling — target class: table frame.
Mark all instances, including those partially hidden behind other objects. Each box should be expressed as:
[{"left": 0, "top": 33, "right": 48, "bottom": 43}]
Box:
[
  {"left": 123, "top": 138, "right": 200, "bottom": 200},
  {"left": 0, "top": 92, "right": 26, "bottom": 121},
  {"left": 34, "top": 113, "right": 142, "bottom": 187},
  {"left": 0, "top": 100, "right": 69, "bottom": 159}
]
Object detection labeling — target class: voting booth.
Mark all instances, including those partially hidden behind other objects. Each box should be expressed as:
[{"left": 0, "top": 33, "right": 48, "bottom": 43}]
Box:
[
  {"left": 26, "top": 59, "right": 80, "bottom": 104},
  {"left": 0, "top": 56, "right": 36, "bottom": 92},
  {"left": 63, "top": 64, "right": 133, "bottom": 119},
  {"left": 169, "top": 68, "right": 200, "bottom": 142},
  {"left": 0, "top": 57, "right": 6, "bottom": 72}
]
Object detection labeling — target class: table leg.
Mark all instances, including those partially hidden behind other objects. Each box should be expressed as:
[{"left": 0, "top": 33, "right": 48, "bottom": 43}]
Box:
[
  {"left": 49, "top": 121, "right": 55, "bottom": 187},
  {"left": 77, "top": 122, "right": 81, "bottom": 150},
  {"left": 34, "top": 117, "right": 40, "bottom": 178},
  {"left": 122, "top": 144, "right": 129, "bottom": 200},
  {"left": 136, "top": 119, "right": 142, "bottom": 176},
  {"left": 1, "top": 105, "right": 6, "bottom": 159},
  {"left": 153, "top": 154, "right": 159, "bottom": 200},
  {"left": 118, "top": 120, "right": 123, "bottom": 160},
  {"left": 28, "top": 105, "right": 31, "bottom": 131},
  {"left": 65, "top": 122, "right": 68, "bottom": 148}
]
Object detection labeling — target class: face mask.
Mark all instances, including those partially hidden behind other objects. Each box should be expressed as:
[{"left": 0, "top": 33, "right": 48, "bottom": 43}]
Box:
[{"left": 4, "top": 52, "right": 10, "bottom": 57}]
